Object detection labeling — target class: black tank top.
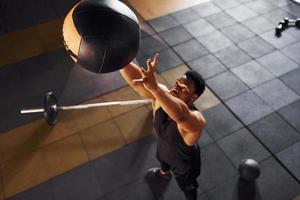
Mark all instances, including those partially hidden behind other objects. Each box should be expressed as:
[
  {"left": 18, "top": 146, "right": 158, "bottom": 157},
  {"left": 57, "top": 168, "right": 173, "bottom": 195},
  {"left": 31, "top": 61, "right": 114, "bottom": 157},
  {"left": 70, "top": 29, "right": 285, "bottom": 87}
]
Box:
[{"left": 154, "top": 106, "right": 200, "bottom": 167}]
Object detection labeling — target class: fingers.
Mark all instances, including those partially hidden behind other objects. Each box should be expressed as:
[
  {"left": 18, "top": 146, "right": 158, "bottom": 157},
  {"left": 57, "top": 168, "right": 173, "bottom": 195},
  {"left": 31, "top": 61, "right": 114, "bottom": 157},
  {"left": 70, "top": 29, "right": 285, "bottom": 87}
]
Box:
[
  {"left": 132, "top": 78, "right": 144, "bottom": 85},
  {"left": 146, "top": 59, "right": 152, "bottom": 72},
  {"left": 153, "top": 53, "right": 159, "bottom": 66},
  {"left": 146, "top": 53, "right": 159, "bottom": 73},
  {"left": 140, "top": 66, "right": 148, "bottom": 76}
]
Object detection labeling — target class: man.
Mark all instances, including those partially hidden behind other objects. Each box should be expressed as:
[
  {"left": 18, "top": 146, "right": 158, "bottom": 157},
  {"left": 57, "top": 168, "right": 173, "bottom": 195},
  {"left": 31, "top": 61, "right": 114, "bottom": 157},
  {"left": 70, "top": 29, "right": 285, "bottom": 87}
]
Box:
[{"left": 120, "top": 53, "right": 206, "bottom": 200}]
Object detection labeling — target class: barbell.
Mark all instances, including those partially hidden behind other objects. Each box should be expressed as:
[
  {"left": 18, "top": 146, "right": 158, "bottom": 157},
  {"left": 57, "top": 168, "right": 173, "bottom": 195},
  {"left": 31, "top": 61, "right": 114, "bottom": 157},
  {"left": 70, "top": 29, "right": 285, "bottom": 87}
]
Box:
[{"left": 20, "top": 92, "right": 152, "bottom": 125}]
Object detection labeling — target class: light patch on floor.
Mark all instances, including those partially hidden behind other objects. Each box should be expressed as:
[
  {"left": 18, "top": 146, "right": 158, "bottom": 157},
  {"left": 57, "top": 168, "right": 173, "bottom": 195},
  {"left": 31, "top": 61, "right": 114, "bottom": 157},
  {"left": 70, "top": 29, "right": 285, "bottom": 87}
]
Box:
[{"left": 127, "top": 0, "right": 211, "bottom": 20}]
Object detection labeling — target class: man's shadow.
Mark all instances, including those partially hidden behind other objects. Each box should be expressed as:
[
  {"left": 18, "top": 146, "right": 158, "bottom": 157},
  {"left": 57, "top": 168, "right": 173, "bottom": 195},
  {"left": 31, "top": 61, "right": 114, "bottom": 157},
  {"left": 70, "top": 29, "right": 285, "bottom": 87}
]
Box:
[{"left": 144, "top": 172, "right": 171, "bottom": 199}]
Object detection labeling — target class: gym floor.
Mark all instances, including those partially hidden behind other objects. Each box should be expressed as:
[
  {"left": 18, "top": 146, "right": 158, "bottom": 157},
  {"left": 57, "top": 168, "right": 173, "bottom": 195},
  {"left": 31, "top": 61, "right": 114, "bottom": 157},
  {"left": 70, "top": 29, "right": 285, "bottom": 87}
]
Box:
[{"left": 0, "top": 0, "right": 300, "bottom": 199}]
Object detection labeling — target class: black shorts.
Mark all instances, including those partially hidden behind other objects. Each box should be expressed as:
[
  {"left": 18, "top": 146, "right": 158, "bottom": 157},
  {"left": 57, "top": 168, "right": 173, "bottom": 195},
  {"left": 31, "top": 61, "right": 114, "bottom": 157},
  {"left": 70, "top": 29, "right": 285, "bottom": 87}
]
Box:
[{"left": 157, "top": 146, "right": 201, "bottom": 192}]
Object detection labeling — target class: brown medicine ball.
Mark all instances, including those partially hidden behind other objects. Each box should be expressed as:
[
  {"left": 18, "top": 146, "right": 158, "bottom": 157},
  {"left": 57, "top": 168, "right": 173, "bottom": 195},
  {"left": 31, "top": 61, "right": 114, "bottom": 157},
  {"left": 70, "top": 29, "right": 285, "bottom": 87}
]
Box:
[{"left": 63, "top": 0, "right": 141, "bottom": 73}]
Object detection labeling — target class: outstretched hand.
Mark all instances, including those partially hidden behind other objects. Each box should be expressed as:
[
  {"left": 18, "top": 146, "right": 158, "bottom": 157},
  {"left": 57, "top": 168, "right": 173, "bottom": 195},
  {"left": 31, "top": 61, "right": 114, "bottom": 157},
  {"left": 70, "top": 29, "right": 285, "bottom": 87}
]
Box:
[{"left": 133, "top": 53, "right": 159, "bottom": 92}]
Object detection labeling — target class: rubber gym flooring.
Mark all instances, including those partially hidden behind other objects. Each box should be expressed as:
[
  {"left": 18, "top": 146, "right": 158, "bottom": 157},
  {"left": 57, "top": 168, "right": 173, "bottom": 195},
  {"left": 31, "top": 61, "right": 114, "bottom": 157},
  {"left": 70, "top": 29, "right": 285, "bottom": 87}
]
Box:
[{"left": 0, "top": 0, "right": 300, "bottom": 199}]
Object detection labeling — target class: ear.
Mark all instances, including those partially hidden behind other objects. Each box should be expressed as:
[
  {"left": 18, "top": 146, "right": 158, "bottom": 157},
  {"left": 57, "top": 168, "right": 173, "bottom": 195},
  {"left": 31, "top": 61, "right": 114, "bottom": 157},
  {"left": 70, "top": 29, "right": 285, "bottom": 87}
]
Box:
[{"left": 191, "top": 94, "right": 199, "bottom": 102}]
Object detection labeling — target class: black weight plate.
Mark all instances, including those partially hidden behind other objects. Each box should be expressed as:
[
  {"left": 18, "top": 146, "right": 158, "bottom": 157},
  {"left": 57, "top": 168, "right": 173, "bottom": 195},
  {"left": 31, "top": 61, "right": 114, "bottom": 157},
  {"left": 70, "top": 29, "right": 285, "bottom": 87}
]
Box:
[{"left": 43, "top": 92, "right": 58, "bottom": 125}]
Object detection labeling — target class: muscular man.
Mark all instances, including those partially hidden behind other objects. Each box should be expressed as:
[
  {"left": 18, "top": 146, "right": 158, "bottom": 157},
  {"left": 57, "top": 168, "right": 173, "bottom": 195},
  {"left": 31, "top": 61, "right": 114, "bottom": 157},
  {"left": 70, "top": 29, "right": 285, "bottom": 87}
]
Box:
[{"left": 120, "top": 54, "right": 206, "bottom": 200}]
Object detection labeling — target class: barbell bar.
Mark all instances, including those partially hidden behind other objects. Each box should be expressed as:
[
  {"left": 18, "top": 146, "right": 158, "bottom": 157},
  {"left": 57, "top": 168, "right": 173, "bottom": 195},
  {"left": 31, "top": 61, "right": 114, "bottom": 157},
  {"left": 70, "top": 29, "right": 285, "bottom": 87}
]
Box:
[{"left": 20, "top": 92, "right": 152, "bottom": 125}]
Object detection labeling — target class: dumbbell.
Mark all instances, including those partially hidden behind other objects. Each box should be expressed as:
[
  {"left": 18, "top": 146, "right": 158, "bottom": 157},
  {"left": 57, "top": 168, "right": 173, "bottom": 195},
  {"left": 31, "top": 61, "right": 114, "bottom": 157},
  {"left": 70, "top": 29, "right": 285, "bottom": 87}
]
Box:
[
  {"left": 279, "top": 17, "right": 300, "bottom": 28},
  {"left": 278, "top": 18, "right": 289, "bottom": 30},
  {"left": 276, "top": 17, "right": 300, "bottom": 37},
  {"left": 275, "top": 24, "right": 283, "bottom": 37},
  {"left": 292, "top": 18, "right": 300, "bottom": 28}
]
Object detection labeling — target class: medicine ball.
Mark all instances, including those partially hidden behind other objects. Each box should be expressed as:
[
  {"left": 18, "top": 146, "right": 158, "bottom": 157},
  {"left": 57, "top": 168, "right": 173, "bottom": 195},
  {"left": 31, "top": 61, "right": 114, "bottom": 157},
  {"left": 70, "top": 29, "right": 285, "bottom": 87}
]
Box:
[
  {"left": 239, "top": 159, "right": 260, "bottom": 182},
  {"left": 63, "top": 0, "right": 141, "bottom": 73}
]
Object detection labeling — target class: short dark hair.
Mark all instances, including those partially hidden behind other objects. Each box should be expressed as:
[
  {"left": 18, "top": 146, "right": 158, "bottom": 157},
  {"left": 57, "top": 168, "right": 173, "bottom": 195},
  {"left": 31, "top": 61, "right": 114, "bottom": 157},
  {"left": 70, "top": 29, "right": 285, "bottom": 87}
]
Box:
[{"left": 185, "top": 71, "right": 205, "bottom": 96}]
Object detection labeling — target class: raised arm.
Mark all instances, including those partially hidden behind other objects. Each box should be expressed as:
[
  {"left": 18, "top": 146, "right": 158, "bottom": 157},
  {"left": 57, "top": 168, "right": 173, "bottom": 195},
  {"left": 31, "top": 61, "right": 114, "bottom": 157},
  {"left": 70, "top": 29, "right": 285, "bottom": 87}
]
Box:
[
  {"left": 120, "top": 62, "right": 155, "bottom": 99},
  {"left": 133, "top": 54, "right": 206, "bottom": 145}
]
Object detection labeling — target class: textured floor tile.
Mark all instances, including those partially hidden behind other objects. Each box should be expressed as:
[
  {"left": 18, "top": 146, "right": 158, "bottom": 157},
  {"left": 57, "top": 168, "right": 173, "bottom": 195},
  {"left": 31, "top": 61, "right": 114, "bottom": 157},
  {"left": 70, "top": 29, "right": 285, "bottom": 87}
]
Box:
[
  {"left": 159, "top": 26, "right": 193, "bottom": 46},
  {"left": 277, "top": 141, "right": 300, "bottom": 182},
  {"left": 194, "top": 87, "right": 221, "bottom": 111},
  {"left": 232, "top": 60, "right": 274, "bottom": 88},
  {"left": 103, "top": 178, "right": 155, "bottom": 200},
  {"left": 9, "top": 30, "right": 46, "bottom": 64},
  {"left": 221, "top": 23, "right": 255, "bottom": 43},
  {"left": 127, "top": 0, "right": 209, "bottom": 20},
  {"left": 198, "top": 143, "right": 238, "bottom": 191},
  {"left": 237, "top": 0, "right": 254, "bottom": 3},
  {"left": 203, "top": 104, "right": 244, "bottom": 141},
  {"left": 249, "top": 113, "right": 300, "bottom": 154},
  {"left": 171, "top": 7, "right": 201, "bottom": 24},
  {"left": 16, "top": 51, "right": 53, "bottom": 78},
  {"left": 156, "top": 49, "right": 183, "bottom": 73},
  {"left": 213, "top": 0, "right": 241, "bottom": 10},
  {"left": 226, "top": 5, "right": 258, "bottom": 22},
  {"left": 281, "top": 41, "right": 300, "bottom": 64},
  {"left": 238, "top": 36, "right": 275, "bottom": 58},
  {"left": 2, "top": 150, "right": 48, "bottom": 198},
  {"left": 138, "top": 35, "right": 168, "bottom": 58},
  {"left": 225, "top": 90, "right": 273, "bottom": 125},
  {"left": 0, "top": 34, "right": 18, "bottom": 66},
  {"left": 1, "top": 1, "right": 57, "bottom": 32},
  {"left": 199, "top": 131, "right": 214, "bottom": 149},
  {"left": 257, "top": 50, "right": 299, "bottom": 77},
  {"left": 92, "top": 136, "right": 157, "bottom": 193},
  {"left": 43, "top": 134, "right": 89, "bottom": 178},
  {"left": 278, "top": 100, "right": 300, "bottom": 132},
  {"left": 70, "top": 97, "right": 112, "bottom": 131},
  {"left": 55, "top": 78, "right": 98, "bottom": 106},
  {"left": 217, "top": 128, "right": 270, "bottom": 167},
  {"left": 206, "top": 11, "right": 237, "bottom": 29},
  {"left": 265, "top": 0, "right": 288, "bottom": 6},
  {"left": 151, "top": 177, "right": 188, "bottom": 200},
  {"left": 257, "top": 78, "right": 300, "bottom": 109},
  {"left": 285, "top": 27, "right": 300, "bottom": 40},
  {"left": 260, "top": 30, "right": 298, "bottom": 49},
  {"left": 207, "top": 71, "right": 249, "bottom": 100},
  {"left": 0, "top": 17, "right": 8, "bottom": 35},
  {"left": 36, "top": 19, "right": 64, "bottom": 52},
  {"left": 160, "top": 65, "right": 190, "bottom": 87},
  {"left": 173, "top": 39, "right": 209, "bottom": 62},
  {"left": 148, "top": 15, "right": 180, "bottom": 32},
  {"left": 197, "top": 31, "right": 233, "bottom": 53},
  {"left": 140, "top": 21, "right": 155, "bottom": 38},
  {"left": 92, "top": 71, "right": 128, "bottom": 97},
  {"left": 79, "top": 120, "right": 126, "bottom": 160},
  {"left": 214, "top": 45, "right": 252, "bottom": 69},
  {"left": 245, "top": 0, "right": 278, "bottom": 14},
  {"left": 0, "top": 119, "right": 47, "bottom": 164},
  {"left": 192, "top": 2, "right": 222, "bottom": 17},
  {"left": 188, "top": 54, "right": 227, "bottom": 79},
  {"left": 8, "top": 182, "right": 53, "bottom": 200},
  {"left": 49, "top": 0, "right": 79, "bottom": 17},
  {"left": 36, "top": 111, "right": 80, "bottom": 147},
  {"left": 114, "top": 107, "right": 153, "bottom": 144},
  {"left": 183, "top": 18, "right": 217, "bottom": 37},
  {"left": 243, "top": 15, "right": 275, "bottom": 34},
  {"left": 52, "top": 64, "right": 94, "bottom": 94},
  {"left": 281, "top": 3, "right": 300, "bottom": 16},
  {"left": 257, "top": 157, "right": 300, "bottom": 200},
  {"left": 51, "top": 163, "right": 104, "bottom": 200},
  {"left": 20, "top": 72, "right": 61, "bottom": 99},
  {"left": 203, "top": 176, "right": 238, "bottom": 200},
  {"left": 280, "top": 68, "right": 300, "bottom": 95},
  {"left": 262, "top": 8, "right": 295, "bottom": 25},
  {"left": 101, "top": 86, "right": 143, "bottom": 117}
]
